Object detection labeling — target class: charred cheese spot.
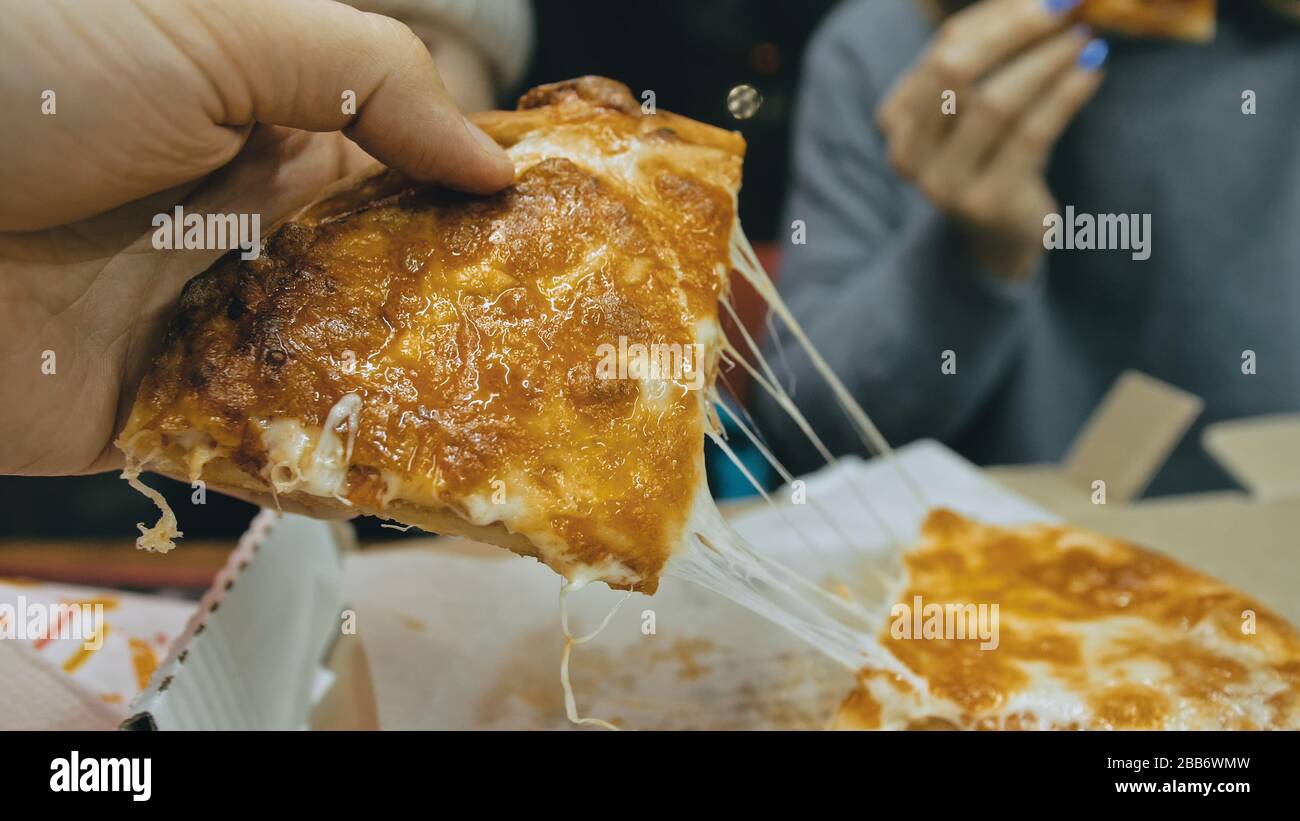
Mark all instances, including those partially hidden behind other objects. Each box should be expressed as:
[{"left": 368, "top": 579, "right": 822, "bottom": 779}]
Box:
[
  {"left": 832, "top": 686, "right": 882, "bottom": 730},
  {"left": 889, "top": 635, "right": 1028, "bottom": 716},
  {"left": 566, "top": 362, "right": 637, "bottom": 411},
  {"left": 1090, "top": 684, "right": 1170, "bottom": 730}
]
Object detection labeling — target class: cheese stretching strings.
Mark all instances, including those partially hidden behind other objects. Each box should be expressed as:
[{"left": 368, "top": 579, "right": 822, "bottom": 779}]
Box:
[
  {"left": 120, "top": 448, "right": 182, "bottom": 554},
  {"left": 524, "top": 215, "right": 933, "bottom": 723},
  {"left": 710, "top": 383, "right": 880, "bottom": 583},
  {"left": 729, "top": 225, "right": 929, "bottom": 513},
  {"left": 705, "top": 420, "right": 881, "bottom": 609},
  {"left": 559, "top": 580, "right": 634, "bottom": 730},
  {"left": 711, "top": 396, "right": 902, "bottom": 604},
  {"left": 656, "top": 221, "right": 936, "bottom": 694},
  {"left": 765, "top": 311, "right": 796, "bottom": 395},
  {"left": 673, "top": 490, "right": 916, "bottom": 681},
  {"left": 705, "top": 424, "right": 890, "bottom": 623},
  {"left": 721, "top": 331, "right": 901, "bottom": 545},
  {"left": 717, "top": 289, "right": 909, "bottom": 542}
]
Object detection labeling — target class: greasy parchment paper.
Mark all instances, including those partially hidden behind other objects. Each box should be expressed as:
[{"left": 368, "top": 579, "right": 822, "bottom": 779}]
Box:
[{"left": 341, "top": 440, "right": 1053, "bottom": 730}]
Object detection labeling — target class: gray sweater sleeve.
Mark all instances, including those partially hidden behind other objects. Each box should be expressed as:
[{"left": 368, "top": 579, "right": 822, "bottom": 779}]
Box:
[{"left": 753, "top": 22, "right": 1041, "bottom": 475}]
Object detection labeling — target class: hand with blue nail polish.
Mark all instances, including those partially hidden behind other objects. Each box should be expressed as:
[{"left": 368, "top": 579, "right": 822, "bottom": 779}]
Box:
[
  {"left": 876, "top": 0, "right": 1106, "bottom": 280},
  {"left": 1077, "top": 38, "right": 1110, "bottom": 70}
]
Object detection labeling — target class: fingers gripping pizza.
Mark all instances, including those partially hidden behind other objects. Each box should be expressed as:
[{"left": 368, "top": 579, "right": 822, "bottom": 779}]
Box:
[{"left": 117, "top": 77, "right": 743, "bottom": 594}]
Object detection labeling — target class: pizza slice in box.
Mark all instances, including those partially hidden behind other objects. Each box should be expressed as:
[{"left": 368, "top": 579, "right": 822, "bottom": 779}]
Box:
[
  {"left": 832, "top": 510, "right": 1300, "bottom": 730},
  {"left": 116, "top": 77, "right": 743, "bottom": 594},
  {"left": 1080, "top": 0, "right": 1216, "bottom": 41}
]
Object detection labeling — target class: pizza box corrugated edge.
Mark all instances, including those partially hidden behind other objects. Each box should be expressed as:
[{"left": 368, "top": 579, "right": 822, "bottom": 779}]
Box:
[
  {"left": 986, "top": 369, "right": 1300, "bottom": 623},
  {"left": 120, "top": 511, "right": 352, "bottom": 730}
]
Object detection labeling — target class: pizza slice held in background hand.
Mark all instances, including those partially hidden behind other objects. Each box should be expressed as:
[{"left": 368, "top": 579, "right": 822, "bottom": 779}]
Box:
[{"left": 1080, "top": 0, "right": 1216, "bottom": 41}]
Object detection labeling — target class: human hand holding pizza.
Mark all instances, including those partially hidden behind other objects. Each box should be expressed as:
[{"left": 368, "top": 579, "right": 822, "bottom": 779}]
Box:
[
  {"left": 876, "top": 0, "right": 1107, "bottom": 280},
  {"left": 0, "top": 0, "right": 514, "bottom": 477}
]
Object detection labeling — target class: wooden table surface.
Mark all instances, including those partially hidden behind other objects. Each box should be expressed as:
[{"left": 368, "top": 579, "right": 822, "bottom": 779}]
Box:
[{"left": 0, "top": 539, "right": 234, "bottom": 590}]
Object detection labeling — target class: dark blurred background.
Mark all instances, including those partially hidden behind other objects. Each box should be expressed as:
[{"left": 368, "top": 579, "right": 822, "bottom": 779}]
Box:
[{"left": 0, "top": 0, "right": 837, "bottom": 548}]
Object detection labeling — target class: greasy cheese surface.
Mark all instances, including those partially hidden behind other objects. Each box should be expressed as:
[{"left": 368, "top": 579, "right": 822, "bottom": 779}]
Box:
[
  {"left": 834, "top": 510, "right": 1300, "bottom": 730},
  {"left": 1080, "top": 0, "right": 1216, "bottom": 41},
  {"left": 119, "top": 78, "right": 745, "bottom": 592}
]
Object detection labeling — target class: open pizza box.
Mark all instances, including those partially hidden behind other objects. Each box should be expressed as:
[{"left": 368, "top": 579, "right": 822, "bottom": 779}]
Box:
[{"left": 122, "top": 370, "right": 1298, "bottom": 730}]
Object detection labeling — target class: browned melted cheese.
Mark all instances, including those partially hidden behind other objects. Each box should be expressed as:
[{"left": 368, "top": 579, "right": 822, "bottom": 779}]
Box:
[
  {"left": 1080, "top": 0, "right": 1216, "bottom": 41},
  {"left": 117, "top": 77, "right": 746, "bottom": 592},
  {"left": 833, "top": 509, "right": 1300, "bottom": 730}
]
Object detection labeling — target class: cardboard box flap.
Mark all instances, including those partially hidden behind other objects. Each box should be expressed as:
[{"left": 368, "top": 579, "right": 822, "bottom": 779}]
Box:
[
  {"left": 123, "top": 511, "right": 345, "bottom": 730},
  {"left": 1062, "top": 371, "right": 1202, "bottom": 503},
  {"left": 983, "top": 464, "right": 1096, "bottom": 512},
  {"left": 1202, "top": 414, "right": 1300, "bottom": 501}
]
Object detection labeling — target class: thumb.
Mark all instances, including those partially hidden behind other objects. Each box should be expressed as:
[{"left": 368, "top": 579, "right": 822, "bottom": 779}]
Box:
[{"left": 175, "top": 0, "right": 515, "bottom": 193}]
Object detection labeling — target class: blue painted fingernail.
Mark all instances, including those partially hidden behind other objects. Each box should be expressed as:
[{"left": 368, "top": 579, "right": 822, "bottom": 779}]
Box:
[
  {"left": 1078, "top": 38, "right": 1109, "bottom": 70},
  {"left": 1044, "top": 0, "right": 1083, "bottom": 14}
]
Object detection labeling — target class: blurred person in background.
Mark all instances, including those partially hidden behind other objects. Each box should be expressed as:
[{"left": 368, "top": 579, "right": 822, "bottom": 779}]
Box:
[{"left": 756, "top": 0, "right": 1300, "bottom": 495}]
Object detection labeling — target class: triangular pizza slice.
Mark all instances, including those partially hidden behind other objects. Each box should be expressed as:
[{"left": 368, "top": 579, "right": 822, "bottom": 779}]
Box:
[{"left": 117, "top": 77, "right": 743, "bottom": 594}]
